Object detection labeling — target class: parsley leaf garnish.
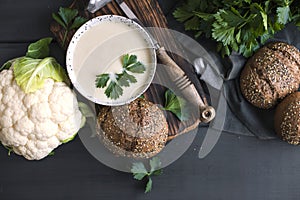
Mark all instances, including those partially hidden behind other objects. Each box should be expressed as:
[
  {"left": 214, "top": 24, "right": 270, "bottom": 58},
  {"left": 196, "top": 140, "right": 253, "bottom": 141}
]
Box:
[
  {"left": 122, "top": 54, "right": 137, "bottom": 67},
  {"left": 95, "top": 54, "right": 145, "bottom": 100},
  {"left": 126, "top": 62, "right": 146, "bottom": 73},
  {"left": 131, "top": 157, "right": 162, "bottom": 193},
  {"left": 117, "top": 71, "right": 137, "bottom": 87},
  {"left": 122, "top": 54, "right": 146, "bottom": 73},
  {"left": 105, "top": 81, "right": 123, "bottom": 100},
  {"left": 95, "top": 74, "right": 110, "bottom": 88},
  {"left": 52, "top": 7, "right": 87, "bottom": 46}
]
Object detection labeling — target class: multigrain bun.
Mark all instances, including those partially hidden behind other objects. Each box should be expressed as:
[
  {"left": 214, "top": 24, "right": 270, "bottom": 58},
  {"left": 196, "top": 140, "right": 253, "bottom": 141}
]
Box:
[
  {"left": 240, "top": 42, "right": 300, "bottom": 109},
  {"left": 96, "top": 98, "right": 168, "bottom": 158},
  {"left": 274, "top": 92, "right": 300, "bottom": 145}
]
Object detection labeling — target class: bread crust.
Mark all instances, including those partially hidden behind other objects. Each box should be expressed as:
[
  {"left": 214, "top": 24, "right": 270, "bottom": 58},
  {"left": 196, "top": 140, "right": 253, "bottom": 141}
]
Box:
[
  {"left": 274, "top": 92, "right": 300, "bottom": 145},
  {"left": 96, "top": 98, "right": 168, "bottom": 158},
  {"left": 240, "top": 42, "right": 300, "bottom": 109}
]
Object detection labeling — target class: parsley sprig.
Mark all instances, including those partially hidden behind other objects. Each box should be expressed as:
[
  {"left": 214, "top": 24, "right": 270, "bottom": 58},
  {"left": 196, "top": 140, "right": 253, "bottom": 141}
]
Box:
[
  {"left": 52, "top": 7, "right": 87, "bottom": 46},
  {"left": 162, "top": 89, "right": 189, "bottom": 121},
  {"left": 174, "top": 0, "right": 300, "bottom": 57},
  {"left": 95, "top": 54, "right": 146, "bottom": 100},
  {"left": 131, "top": 157, "right": 163, "bottom": 193}
]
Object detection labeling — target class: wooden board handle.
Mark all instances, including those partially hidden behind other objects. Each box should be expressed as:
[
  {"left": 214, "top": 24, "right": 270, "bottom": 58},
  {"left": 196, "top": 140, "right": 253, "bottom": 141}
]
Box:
[{"left": 156, "top": 47, "right": 215, "bottom": 123}]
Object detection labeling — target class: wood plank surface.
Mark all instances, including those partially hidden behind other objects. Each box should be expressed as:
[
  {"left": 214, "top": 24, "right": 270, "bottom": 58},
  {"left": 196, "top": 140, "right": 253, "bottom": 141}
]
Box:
[{"left": 50, "top": 0, "right": 208, "bottom": 139}]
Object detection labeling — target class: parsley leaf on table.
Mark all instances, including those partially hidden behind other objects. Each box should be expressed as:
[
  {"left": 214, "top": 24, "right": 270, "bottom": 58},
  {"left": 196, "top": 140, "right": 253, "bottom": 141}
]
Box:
[
  {"left": 145, "top": 178, "right": 153, "bottom": 193},
  {"left": 52, "top": 7, "right": 87, "bottom": 46},
  {"left": 149, "top": 157, "right": 163, "bottom": 175},
  {"left": 131, "top": 162, "right": 148, "bottom": 180},
  {"left": 131, "top": 157, "right": 163, "bottom": 193},
  {"left": 162, "top": 89, "right": 189, "bottom": 121}
]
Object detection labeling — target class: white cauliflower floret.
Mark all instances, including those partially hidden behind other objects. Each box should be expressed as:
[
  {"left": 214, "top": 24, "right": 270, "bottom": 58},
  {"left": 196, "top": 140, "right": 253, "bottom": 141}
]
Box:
[{"left": 0, "top": 68, "right": 83, "bottom": 160}]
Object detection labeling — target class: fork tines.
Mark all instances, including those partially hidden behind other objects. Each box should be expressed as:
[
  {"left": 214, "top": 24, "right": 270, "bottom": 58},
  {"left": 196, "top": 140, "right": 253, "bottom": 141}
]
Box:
[{"left": 174, "top": 75, "right": 191, "bottom": 91}]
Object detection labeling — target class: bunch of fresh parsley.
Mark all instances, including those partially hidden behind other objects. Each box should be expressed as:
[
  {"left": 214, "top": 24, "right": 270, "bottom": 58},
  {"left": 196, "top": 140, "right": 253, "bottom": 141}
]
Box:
[
  {"left": 95, "top": 54, "right": 146, "bottom": 99},
  {"left": 174, "top": 0, "right": 300, "bottom": 57}
]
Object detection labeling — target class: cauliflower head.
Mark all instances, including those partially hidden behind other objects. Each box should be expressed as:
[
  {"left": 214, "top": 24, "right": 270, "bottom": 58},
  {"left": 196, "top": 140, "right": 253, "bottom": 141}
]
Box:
[{"left": 0, "top": 68, "right": 83, "bottom": 160}]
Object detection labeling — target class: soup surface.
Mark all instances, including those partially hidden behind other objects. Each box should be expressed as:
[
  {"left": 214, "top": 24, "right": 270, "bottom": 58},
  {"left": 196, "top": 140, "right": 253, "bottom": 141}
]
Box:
[{"left": 68, "top": 16, "right": 155, "bottom": 105}]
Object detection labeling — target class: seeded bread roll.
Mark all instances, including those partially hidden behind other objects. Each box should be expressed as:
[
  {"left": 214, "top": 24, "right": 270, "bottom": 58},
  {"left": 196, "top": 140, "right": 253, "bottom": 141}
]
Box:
[
  {"left": 274, "top": 92, "right": 300, "bottom": 145},
  {"left": 240, "top": 42, "right": 300, "bottom": 109},
  {"left": 96, "top": 98, "right": 168, "bottom": 158}
]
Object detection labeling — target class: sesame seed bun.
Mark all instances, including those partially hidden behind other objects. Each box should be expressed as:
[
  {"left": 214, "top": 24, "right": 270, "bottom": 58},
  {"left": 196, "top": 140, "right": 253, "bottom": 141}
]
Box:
[
  {"left": 274, "top": 92, "right": 300, "bottom": 145},
  {"left": 240, "top": 42, "right": 300, "bottom": 109},
  {"left": 96, "top": 98, "right": 168, "bottom": 158}
]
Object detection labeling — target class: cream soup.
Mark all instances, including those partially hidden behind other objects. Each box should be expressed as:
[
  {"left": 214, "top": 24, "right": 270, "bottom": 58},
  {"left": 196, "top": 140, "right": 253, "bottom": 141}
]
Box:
[{"left": 67, "top": 16, "right": 156, "bottom": 105}]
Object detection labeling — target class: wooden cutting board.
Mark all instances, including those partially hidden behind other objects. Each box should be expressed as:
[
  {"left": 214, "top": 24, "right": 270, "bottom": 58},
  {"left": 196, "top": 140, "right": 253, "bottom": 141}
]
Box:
[{"left": 50, "top": 0, "right": 209, "bottom": 140}]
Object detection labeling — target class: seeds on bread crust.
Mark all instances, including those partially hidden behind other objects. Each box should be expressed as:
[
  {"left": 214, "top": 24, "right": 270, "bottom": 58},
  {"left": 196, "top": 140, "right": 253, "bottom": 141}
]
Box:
[
  {"left": 96, "top": 98, "right": 168, "bottom": 158},
  {"left": 240, "top": 42, "right": 300, "bottom": 109},
  {"left": 274, "top": 92, "right": 300, "bottom": 145}
]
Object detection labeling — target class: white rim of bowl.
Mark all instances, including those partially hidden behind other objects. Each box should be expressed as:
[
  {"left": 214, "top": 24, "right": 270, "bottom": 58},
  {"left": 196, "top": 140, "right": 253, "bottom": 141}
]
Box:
[{"left": 66, "top": 15, "right": 157, "bottom": 106}]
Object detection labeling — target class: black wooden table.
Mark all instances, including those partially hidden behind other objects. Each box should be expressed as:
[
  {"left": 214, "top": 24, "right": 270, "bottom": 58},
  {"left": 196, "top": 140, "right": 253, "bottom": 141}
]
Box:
[{"left": 1, "top": 1, "right": 300, "bottom": 200}]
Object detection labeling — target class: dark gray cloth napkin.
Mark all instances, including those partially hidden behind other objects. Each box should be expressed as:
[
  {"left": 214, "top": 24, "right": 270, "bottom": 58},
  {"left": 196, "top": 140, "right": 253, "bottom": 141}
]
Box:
[
  {"left": 162, "top": 0, "right": 300, "bottom": 139},
  {"left": 175, "top": 22, "right": 300, "bottom": 140},
  {"left": 223, "top": 23, "right": 300, "bottom": 139}
]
